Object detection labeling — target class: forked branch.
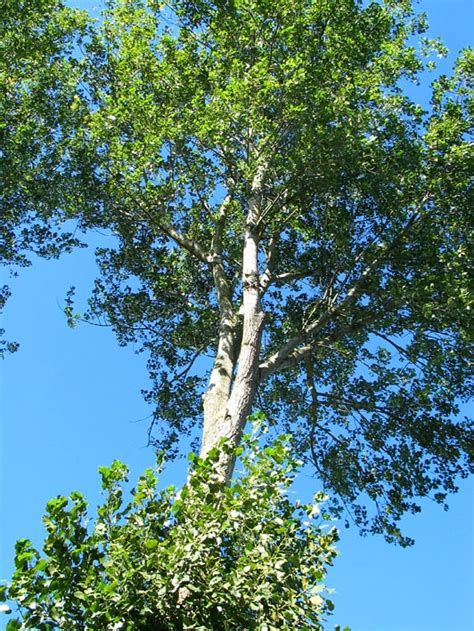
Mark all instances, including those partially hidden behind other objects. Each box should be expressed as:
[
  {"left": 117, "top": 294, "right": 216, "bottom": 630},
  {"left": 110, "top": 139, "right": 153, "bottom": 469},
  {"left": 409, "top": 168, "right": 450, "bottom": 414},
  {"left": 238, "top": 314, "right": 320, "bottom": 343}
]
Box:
[{"left": 259, "top": 205, "right": 427, "bottom": 378}]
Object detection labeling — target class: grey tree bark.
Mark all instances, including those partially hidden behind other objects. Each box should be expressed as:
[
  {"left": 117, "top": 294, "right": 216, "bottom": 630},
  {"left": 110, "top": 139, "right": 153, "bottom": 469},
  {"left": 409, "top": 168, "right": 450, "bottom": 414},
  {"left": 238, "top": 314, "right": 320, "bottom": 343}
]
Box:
[{"left": 199, "top": 163, "right": 267, "bottom": 480}]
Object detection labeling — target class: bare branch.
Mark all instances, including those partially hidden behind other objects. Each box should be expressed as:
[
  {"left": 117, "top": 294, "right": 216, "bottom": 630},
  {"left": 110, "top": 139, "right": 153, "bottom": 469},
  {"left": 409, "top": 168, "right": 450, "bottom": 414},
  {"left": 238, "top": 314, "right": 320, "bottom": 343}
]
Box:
[
  {"left": 274, "top": 270, "right": 315, "bottom": 284},
  {"left": 371, "top": 330, "right": 429, "bottom": 372},
  {"left": 255, "top": 186, "right": 289, "bottom": 230},
  {"left": 259, "top": 317, "right": 368, "bottom": 379},
  {"left": 158, "top": 220, "right": 213, "bottom": 264},
  {"left": 259, "top": 206, "right": 427, "bottom": 378},
  {"left": 174, "top": 343, "right": 208, "bottom": 381},
  {"left": 211, "top": 195, "right": 235, "bottom": 321},
  {"left": 115, "top": 190, "right": 214, "bottom": 265},
  {"left": 259, "top": 269, "right": 375, "bottom": 377},
  {"left": 259, "top": 233, "right": 279, "bottom": 293}
]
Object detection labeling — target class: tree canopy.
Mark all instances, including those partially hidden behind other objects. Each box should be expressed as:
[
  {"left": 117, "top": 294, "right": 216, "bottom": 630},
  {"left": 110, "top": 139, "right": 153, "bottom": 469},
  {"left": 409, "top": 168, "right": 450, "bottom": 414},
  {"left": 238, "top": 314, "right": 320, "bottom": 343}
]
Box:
[{"left": 1, "top": 0, "right": 473, "bottom": 545}]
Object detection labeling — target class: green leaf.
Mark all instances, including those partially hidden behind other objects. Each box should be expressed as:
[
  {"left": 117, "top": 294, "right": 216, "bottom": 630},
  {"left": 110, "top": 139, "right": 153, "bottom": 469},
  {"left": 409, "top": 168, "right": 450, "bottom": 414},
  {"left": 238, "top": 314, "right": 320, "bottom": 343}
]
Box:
[
  {"left": 144, "top": 539, "right": 158, "bottom": 550},
  {"left": 4, "top": 429, "right": 338, "bottom": 627}
]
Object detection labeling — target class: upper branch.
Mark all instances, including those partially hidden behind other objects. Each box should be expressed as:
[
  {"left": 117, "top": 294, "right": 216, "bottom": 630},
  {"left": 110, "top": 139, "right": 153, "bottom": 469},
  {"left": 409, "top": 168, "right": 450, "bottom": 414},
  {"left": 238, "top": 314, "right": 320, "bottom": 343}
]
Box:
[
  {"left": 259, "top": 232, "right": 279, "bottom": 293},
  {"left": 158, "top": 220, "right": 213, "bottom": 264},
  {"left": 117, "top": 194, "right": 214, "bottom": 265},
  {"left": 248, "top": 159, "right": 269, "bottom": 226},
  {"left": 273, "top": 269, "right": 315, "bottom": 285},
  {"left": 211, "top": 195, "right": 235, "bottom": 321},
  {"left": 259, "top": 316, "right": 370, "bottom": 380},
  {"left": 259, "top": 205, "right": 427, "bottom": 378}
]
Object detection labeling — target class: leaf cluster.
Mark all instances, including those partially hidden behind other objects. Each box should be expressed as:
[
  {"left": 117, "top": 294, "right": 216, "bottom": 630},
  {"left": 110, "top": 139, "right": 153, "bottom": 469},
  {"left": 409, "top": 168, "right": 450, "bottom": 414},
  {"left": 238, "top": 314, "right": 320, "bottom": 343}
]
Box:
[{"left": 1, "top": 425, "right": 339, "bottom": 630}]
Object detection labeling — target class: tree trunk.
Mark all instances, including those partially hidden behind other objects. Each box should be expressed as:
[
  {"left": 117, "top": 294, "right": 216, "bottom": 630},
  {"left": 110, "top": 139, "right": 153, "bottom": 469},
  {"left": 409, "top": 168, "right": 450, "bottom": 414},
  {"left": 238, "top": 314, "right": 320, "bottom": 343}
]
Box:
[
  {"left": 201, "top": 316, "right": 237, "bottom": 459},
  {"left": 199, "top": 163, "right": 266, "bottom": 480}
]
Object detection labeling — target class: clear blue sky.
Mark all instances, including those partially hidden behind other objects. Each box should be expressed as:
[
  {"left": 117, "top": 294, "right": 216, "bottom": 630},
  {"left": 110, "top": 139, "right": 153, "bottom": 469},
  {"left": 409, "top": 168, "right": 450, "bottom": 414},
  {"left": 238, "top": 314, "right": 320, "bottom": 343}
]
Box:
[{"left": 1, "top": 1, "right": 473, "bottom": 630}]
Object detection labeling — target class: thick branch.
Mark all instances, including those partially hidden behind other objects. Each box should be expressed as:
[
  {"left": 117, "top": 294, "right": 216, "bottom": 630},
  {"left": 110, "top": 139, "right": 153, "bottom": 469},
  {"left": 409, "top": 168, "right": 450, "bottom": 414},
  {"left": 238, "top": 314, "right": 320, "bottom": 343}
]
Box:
[
  {"left": 274, "top": 269, "right": 315, "bottom": 284},
  {"left": 259, "top": 271, "right": 378, "bottom": 377},
  {"left": 158, "top": 220, "right": 213, "bottom": 264},
  {"left": 259, "top": 208, "right": 425, "bottom": 378},
  {"left": 259, "top": 317, "right": 369, "bottom": 379},
  {"left": 201, "top": 196, "right": 238, "bottom": 459},
  {"left": 124, "top": 176, "right": 214, "bottom": 264},
  {"left": 211, "top": 196, "right": 234, "bottom": 318},
  {"left": 259, "top": 232, "right": 279, "bottom": 293}
]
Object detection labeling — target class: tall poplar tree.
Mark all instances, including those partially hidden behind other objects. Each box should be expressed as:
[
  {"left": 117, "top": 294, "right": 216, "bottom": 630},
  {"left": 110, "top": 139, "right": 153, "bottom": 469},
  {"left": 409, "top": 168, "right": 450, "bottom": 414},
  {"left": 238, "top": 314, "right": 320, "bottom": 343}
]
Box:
[{"left": 1, "top": 0, "right": 472, "bottom": 544}]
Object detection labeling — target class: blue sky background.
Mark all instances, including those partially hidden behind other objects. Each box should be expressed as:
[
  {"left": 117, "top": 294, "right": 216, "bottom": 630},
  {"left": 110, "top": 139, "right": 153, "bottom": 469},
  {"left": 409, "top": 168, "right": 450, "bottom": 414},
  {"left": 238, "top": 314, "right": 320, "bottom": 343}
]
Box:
[{"left": 1, "top": 1, "right": 473, "bottom": 629}]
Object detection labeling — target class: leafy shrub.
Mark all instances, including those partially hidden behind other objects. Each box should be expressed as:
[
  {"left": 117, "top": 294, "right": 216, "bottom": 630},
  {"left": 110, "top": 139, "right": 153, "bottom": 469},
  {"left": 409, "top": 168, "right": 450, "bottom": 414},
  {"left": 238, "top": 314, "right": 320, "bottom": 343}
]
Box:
[{"left": 1, "top": 427, "right": 339, "bottom": 629}]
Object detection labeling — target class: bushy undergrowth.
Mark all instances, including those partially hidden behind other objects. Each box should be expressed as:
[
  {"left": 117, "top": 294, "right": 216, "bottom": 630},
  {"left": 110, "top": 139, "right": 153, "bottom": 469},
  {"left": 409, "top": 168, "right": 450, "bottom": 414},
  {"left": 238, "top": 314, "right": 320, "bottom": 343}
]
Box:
[{"left": 1, "top": 426, "right": 339, "bottom": 630}]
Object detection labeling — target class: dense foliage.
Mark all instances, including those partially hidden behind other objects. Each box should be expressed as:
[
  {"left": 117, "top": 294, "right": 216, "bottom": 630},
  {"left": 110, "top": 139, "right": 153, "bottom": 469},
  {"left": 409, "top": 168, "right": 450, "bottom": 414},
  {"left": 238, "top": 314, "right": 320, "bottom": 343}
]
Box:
[
  {"left": 1, "top": 426, "right": 340, "bottom": 630},
  {"left": 1, "top": 0, "right": 473, "bottom": 542}
]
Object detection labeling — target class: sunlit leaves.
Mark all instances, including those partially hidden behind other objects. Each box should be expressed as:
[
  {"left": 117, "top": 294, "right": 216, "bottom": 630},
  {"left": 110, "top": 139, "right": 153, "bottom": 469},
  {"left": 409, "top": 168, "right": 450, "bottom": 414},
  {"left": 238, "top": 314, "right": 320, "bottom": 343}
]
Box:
[
  {"left": 2, "top": 427, "right": 339, "bottom": 629},
  {"left": 1, "top": 0, "right": 472, "bottom": 541}
]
